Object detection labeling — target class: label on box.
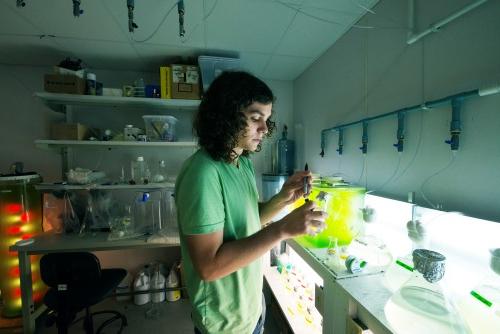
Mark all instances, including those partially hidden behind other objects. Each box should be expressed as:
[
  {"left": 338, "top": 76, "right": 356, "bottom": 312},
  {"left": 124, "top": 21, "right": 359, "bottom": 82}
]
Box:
[
  {"left": 186, "top": 67, "right": 199, "bottom": 84},
  {"left": 172, "top": 65, "right": 186, "bottom": 83}
]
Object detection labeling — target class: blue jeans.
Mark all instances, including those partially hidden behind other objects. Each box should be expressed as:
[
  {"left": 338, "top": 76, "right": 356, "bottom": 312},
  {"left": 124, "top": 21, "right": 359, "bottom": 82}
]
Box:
[{"left": 194, "top": 294, "right": 266, "bottom": 334}]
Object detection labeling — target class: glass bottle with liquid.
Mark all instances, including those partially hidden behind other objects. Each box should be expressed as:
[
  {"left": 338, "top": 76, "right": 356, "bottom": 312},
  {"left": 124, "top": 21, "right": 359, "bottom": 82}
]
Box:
[
  {"left": 385, "top": 249, "right": 472, "bottom": 334},
  {"left": 131, "top": 156, "right": 150, "bottom": 184},
  {"left": 152, "top": 160, "right": 167, "bottom": 183}
]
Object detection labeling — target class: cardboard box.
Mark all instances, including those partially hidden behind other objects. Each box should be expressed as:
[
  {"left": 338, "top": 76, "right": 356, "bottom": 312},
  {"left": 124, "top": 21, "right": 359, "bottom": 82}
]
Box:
[
  {"left": 170, "top": 65, "right": 200, "bottom": 100},
  {"left": 50, "top": 123, "right": 90, "bottom": 140},
  {"left": 44, "top": 74, "right": 86, "bottom": 95},
  {"left": 159, "top": 66, "right": 172, "bottom": 99}
]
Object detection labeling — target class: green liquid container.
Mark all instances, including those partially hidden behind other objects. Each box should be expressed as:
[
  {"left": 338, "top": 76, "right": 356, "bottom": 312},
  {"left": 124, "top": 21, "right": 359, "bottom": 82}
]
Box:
[{"left": 294, "top": 185, "right": 365, "bottom": 248}]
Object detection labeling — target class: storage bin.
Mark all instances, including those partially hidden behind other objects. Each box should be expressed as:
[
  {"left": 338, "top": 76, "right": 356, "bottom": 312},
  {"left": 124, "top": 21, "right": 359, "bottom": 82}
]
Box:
[
  {"left": 198, "top": 56, "right": 241, "bottom": 92},
  {"left": 142, "top": 115, "right": 178, "bottom": 141}
]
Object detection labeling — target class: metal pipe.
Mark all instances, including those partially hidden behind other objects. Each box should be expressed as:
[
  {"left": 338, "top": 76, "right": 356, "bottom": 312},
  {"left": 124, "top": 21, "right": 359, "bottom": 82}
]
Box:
[
  {"left": 336, "top": 128, "right": 344, "bottom": 155},
  {"left": 319, "top": 88, "right": 484, "bottom": 156},
  {"left": 407, "top": 0, "right": 489, "bottom": 45},
  {"left": 393, "top": 112, "right": 405, "bottom": 152},
  {"left": 445, "top": 98, "right": 463, "bottom": 151}
]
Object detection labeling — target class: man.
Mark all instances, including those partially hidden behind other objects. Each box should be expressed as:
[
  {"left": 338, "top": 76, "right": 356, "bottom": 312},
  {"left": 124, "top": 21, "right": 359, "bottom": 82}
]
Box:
[{"left": 175, "top": 71, "right": 327, "bottom": 334}]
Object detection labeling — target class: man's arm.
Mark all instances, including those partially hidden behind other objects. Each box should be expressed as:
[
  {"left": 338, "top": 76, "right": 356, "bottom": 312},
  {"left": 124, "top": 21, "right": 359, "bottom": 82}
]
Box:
[
  {"left": 186, "top": 200, "right": 325, "bottom": 281},
  {"left": 258, "top": 195, "right": 287, "bottom": 226}
]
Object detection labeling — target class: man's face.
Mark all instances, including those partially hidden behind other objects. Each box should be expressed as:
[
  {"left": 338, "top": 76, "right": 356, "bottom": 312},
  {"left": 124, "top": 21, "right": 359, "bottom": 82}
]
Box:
[{"left": 235, "top": 102, "right": 272, "bottom": 153}]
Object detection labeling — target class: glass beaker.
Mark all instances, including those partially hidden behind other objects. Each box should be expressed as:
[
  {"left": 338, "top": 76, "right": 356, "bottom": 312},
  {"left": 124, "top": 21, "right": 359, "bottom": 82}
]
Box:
[{"left": 384, "top": 249, "right": 472, "bottom": 334}]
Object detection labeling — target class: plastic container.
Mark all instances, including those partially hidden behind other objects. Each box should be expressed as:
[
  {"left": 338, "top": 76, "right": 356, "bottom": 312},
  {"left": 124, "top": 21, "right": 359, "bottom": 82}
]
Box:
[
  {"left": 86, "top": 73, "right": 96, "bottom": 95},
  {"left": 198, "top": 56, "right": 241, "bottom": 91},
  {"left": 151, "top": 265, "right": 166, "bottom": 303},
  {"left": 166, "top": 267, "right": 181, "bottom": 302},
  {"left": 294, "top": 185, "right": 365, "bottom": 248},
  {"left": 131, "top": 156, "right": 150, "bottom": 184},
  {"left": 142, "top": 115, "right": 178, "bottom": 142},
  {"left": 116, "top": 272, "right": 131, "bottom": 302},
  {"left": 272, "top": 125, "right": 295, "bottom": 175},
  {"left": 133, "top": 272, "right": 151, "bottom": 305}
]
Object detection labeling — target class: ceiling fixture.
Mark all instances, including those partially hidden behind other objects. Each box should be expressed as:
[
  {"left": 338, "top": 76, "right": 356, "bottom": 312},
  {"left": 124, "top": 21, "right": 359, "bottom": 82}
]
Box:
[
  {"left": 127, "top": 0, "right": 138, "bottom": 32},
  {"left": 177, "top": 0, "right": 185, "bottom": 37},
  {"left": 72, "top": 0, "right": 83, "bottom": 17}
]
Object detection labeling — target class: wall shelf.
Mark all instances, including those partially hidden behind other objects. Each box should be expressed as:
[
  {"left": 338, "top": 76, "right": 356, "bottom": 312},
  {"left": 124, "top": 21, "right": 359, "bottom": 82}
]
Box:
[
  {"left": 34, "top": 139, "right": 198, "bottom": 150},
  {"left": 35, "top": 182, "right": 175, "bottom": 191},
  {"left": 34, "top": 92, "right": 200, "bottom": 113}
]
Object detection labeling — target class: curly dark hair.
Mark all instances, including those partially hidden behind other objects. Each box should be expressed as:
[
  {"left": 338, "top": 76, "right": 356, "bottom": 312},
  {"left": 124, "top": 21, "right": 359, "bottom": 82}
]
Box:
[{"left": 194, "top": 71, "right": 276, "bottom": 162}]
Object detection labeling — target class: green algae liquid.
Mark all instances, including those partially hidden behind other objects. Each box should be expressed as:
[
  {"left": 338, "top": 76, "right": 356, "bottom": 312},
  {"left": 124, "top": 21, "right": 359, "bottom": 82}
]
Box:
[{"left": 294, "top": 185, "right": 365, "bottom": 248}]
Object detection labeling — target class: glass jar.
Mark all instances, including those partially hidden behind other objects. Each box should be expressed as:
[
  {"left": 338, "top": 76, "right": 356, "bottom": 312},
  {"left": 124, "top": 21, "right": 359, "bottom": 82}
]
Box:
[{"left": 385, "top": 249, "right": 472, "bottom": 334}]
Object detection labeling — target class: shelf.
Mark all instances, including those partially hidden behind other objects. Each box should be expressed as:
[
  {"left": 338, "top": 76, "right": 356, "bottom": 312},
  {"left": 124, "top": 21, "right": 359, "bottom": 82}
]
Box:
[
  {"left": 34, "top": 92, "right": 200, "bottom": 112},
  {"left": 36, "top": 182, "right": 175, "bottom": 191},
  {"left": 35, "top": 139, "right": 198, "bottom": 149}
]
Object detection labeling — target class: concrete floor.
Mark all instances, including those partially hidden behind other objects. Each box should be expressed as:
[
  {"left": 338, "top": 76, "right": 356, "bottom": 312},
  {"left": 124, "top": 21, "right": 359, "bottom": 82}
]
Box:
[{"left": 37, "top": 297, "right": 281, "bottom": 334}]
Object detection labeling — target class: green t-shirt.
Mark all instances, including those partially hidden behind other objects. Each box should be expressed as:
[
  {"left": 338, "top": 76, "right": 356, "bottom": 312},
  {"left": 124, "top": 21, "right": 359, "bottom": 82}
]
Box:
[{"left": 175, "top": 149, "right": 263, "bottom": 334}]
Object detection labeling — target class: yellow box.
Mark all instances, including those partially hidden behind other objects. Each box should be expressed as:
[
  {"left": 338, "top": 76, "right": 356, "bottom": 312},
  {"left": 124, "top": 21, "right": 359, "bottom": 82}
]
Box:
[{"left": 160, "top": 66, "right": 171, "bottom": 99}]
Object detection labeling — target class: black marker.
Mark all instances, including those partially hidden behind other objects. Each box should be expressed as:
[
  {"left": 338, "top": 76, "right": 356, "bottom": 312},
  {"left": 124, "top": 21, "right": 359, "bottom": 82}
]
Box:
[{"left": 303, "top": 163, "right": 309, "bottom": 201}]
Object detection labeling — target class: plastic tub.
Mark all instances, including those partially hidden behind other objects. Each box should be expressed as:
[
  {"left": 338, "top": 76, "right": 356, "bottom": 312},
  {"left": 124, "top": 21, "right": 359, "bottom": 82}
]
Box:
[
  {"left": 198, "top": 56, "right": 241, "bottom": 91},
  {"left": 142, "top": 115, "right": 178, "bottom": 141},
  {"left": 293, "top": 185, "right": 366, "bottom": 248}
]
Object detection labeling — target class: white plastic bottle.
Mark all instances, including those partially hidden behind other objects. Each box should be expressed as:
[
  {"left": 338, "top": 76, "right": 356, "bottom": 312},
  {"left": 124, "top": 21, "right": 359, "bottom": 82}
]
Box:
[
  {"left": 133, "top": 271, "right": 151, "bottom": 305},
  {"left": 151, "top": 265, "right": 166, "bottom": 303},
  {"left": 166, "top": 267, "right": 181, "bottom": 302}
]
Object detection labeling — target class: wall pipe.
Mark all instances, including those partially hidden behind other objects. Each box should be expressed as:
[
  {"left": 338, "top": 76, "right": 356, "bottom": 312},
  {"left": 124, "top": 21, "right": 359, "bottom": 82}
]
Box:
[
  {"left": 407, "top": 0, "right": 489, "bottom": 45},
  {"left": 359, "top": 122, "right": 368, "bottom": 154},
  {"left": 393, "top": 111, "right": 405, "bottom": 152},
  {"left": 319, "top": 84, "right": 500, "bottom": 156},
  {"left": 445, "top": 98, "right": 462, "bottom": 151}
]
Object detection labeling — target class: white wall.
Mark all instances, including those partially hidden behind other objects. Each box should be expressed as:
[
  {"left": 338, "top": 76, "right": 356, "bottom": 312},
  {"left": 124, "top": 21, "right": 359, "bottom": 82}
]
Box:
[{"left": 294, "top": 0, "right": 500, "bottom": 222}]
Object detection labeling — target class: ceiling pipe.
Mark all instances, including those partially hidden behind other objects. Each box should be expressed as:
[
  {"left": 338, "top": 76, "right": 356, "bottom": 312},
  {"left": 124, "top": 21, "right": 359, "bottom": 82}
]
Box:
[{"left": 407, "top": 0, "right": 489, "bottom": 45}]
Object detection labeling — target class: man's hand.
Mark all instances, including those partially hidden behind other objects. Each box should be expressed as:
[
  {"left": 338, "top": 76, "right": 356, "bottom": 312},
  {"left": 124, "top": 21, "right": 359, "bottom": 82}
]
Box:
[
  {"left": 275, "top": 170, "right": 312, "bottom": 206},
  {"left": 277, "top": 200, "right": 327, "bottom": 238}
]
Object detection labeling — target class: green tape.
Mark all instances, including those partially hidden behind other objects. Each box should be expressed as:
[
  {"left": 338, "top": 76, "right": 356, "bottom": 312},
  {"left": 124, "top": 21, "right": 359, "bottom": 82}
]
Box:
[
  {"left": 471, "top": 290, "right": 492, "bottom": 307},
  {"left": 396, "top": 259, "right": 414, "bottom": 272}
]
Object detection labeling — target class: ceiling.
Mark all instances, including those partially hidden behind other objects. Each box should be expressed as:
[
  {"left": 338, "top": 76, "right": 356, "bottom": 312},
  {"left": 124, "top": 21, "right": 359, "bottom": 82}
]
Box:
[{"left": 0, "top": 0, "right": 378, "bottom": 81}]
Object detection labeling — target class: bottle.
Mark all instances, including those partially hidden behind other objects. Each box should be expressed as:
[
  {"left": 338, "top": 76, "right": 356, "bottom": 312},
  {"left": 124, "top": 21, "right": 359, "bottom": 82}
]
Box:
[
  {"left": 151, "top": 264, "right": 166, "bottom": 303},
  {"left": 86, "top": 73, "right": 97, "bottom": 95},
  {"left": 133, "top": 271, "right": 151, "bottom": 305},
  {"left": 273, "top": 124, "right": 295, "bottom": 175},
  {"left": 385, "top": 249, "right": 472, "bottom": 334},
  {"left": 152, "top": 160, "right": 167, "bottom": 183},
  {"left": 86, "top": 72, "right": 97, "bottom": 95},
  {"left": 166, "top": 266, "right": 181, "bottom": 302},
  {"left": 131, "top": 156, "right": 149, "bottom": 184},
  {"left": 116, "top": 272, "right": 131, "bottom": 302}
]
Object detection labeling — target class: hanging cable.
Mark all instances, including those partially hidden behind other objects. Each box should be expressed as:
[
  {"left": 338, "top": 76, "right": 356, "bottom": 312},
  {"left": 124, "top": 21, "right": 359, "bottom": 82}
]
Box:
[
  {"left": 376, "top": 153, "right": 402, "bottom": 192},
  {"left": 130, "top": 1, "right": 178, "bottom": 42},
  {"left": 420, "top": 153, "right": 457, "bottom": 209}
]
